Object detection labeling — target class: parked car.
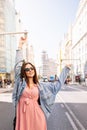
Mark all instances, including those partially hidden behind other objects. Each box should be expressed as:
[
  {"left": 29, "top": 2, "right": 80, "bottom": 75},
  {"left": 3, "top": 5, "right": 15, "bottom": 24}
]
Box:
[
  {"left": 75, "top": 75, "right": 81, "bottom": 83},
  {"left": 39, "top": 77, "right": 48, "bottom": 82},
  {"left": 65, "top": 76, "right": 72, "bottom": 84}
]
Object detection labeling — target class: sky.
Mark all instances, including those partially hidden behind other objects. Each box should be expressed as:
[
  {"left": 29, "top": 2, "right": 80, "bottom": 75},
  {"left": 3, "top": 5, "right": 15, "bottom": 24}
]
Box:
[{"left": 15, "top": 0, "right": 80, "bottom": 66}]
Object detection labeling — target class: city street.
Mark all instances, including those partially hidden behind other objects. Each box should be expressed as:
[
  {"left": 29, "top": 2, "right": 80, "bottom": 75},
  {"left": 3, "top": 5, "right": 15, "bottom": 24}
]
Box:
[
  {"left": 0, "top": 84, "right": 87, "bottom": 130},
  {"left": 47, "top": 84, "right": 87, "bottom": 130},
  {"left": 0, "top": 0, "right": 87, "bottom": 130},
  {"left": 0, "top": 90, "right": 14, "bottom": 130}
]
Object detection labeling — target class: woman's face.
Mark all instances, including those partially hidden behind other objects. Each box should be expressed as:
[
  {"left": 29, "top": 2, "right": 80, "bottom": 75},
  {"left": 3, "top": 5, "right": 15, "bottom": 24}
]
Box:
[{"left": 24, "top": 64, "right": 35, "bottom": 78}]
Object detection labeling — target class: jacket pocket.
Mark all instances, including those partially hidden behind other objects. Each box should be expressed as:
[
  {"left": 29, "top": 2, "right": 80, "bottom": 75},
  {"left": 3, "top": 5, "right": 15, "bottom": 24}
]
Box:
[{"left": 41, "top": 92, "right": 55, "bottom": 105}]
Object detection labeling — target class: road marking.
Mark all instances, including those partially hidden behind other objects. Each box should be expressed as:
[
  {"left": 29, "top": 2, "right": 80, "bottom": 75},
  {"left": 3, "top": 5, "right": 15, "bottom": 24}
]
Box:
[
  {"left": 62, "top": 87, "right": 65, "bottom": 90},
  {"left": 0, "top": 93, "right": 12, "bottom": 102},
  {"left": 61, "top": 103, "right": 64, "bottom": 108},
  {"left": 65, "top": 112, "right": 78, "bottom": 130},
  {"left": 58, "top": 94, "right": 86, "bottom": 130}
]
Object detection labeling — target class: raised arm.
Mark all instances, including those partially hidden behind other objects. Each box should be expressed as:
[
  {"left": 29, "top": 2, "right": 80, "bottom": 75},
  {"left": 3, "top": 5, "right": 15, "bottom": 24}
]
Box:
[
  {"left": 58, "top": 65, "right": 71, "bottom": 85},
  {"left": 41, "top": 65, "right": 71, "bottom": 95},
  {"left": 14, "top": 36, "right": 27, "bottom": 79},
  {"left": 12, "top": 35, "right": 27, "bottom": 107}
]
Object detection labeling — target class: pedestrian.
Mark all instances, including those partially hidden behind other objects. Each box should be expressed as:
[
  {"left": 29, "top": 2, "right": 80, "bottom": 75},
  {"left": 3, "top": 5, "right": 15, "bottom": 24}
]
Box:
[
  {"left": 12, "top": 36, "right": 71, "bottom": 130},
  {"left": 0, "top": 78, "right": 2, "bottom": 88},
  {"left": 85, "top": 75, "right": 87, "bottom": 86}
]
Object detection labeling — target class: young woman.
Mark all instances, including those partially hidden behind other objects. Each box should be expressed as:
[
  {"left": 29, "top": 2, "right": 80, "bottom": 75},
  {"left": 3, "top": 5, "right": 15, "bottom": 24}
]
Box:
[{"left": 12, "top": 36, "right": 71, "bottom": 130}]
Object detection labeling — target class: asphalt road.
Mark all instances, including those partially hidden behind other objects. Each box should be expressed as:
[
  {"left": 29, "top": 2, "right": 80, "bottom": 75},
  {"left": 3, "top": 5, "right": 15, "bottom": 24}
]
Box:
[{"left": 0, "top": 84, "right": 87, "bottom": 130}]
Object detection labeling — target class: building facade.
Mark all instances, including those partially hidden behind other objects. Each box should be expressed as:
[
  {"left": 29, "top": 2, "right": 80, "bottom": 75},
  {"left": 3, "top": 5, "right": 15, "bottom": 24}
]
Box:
[
  {"left": 72, "top": 0, "right": 87, "bottom": 78},
  {"left": 62, "top": 0, "right": 87, "bottom": 81},
  {"left": 41, "top": 51, "right": 58, "bottom": 79},
  {"left": 28, "top": 44, "right": 34, "bottom": 65},
  {"left": 0, "top": 0, "right": 16, "bottom": 81}
]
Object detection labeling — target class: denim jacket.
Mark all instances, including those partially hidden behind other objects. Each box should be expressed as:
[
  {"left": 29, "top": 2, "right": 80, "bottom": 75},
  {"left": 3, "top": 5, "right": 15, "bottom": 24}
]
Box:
[{"left": 12, "top": 49, "right": 70, "bottom": 119}]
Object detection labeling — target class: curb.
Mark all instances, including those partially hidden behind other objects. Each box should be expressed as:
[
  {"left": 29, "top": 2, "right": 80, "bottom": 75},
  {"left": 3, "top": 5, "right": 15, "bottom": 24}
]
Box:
[{"left": 0, "top": 88, "right": 13, "bottom": 94}]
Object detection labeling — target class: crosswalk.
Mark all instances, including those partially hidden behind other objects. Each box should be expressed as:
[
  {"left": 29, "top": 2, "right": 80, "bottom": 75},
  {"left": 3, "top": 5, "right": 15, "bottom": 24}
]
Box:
[{"left": 0, "top": 93, "right": 12, "bottom": 103}]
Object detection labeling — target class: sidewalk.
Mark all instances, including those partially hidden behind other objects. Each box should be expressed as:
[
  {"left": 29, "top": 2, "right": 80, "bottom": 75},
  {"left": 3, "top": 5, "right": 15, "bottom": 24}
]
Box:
[
  {"left": 0, "top": 87, "right": 13, "bottom": 93},
  {"left": 68, "top": 81, "right": 87, "bottom": 87}
]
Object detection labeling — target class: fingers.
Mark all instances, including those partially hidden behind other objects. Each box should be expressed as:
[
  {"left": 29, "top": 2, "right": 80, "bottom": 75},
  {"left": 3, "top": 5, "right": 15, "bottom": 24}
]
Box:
[
  {"left": 21, "top": 32, "right": 27, "bottom": 40},
  {"left": 66, "top": 64, "right": 72, "bottom": 69},
  {"left": 18, "top": 33, "right": 28, "bottom": 49},
  {"left": 19, "top": 36, "right": 27, "bottom": 44},
  {"left": 24, "top": 32, "right": 28, "bottom": 39},
  {"left": 20, "top": 36, "right": 26, "bottom": 41}
]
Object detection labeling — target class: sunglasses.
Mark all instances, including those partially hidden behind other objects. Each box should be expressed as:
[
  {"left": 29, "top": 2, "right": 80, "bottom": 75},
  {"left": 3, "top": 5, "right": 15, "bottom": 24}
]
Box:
[{"left": 24, "top": 67, "right": 34, "bottom": 72}]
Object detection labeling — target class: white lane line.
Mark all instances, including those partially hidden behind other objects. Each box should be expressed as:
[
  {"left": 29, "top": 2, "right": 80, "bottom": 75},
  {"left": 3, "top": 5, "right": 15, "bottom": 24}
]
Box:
[
  {"left": 58, "top": 94, "right": 86, "bottom": 130},
  {"left": 62, "top": 87, "right": 65, "bottom": 90},
  {"left": 0, "top": 93, "right": 12, "bottom": 102},
  {"left": 65, "top": 112, "right": 78, "bottom": 130},
  {"left": 61, "top": 103, "right": 64, "bottom": 108}
]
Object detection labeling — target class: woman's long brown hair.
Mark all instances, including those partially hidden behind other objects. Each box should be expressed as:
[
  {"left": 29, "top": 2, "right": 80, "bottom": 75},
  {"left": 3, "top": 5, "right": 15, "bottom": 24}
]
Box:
[{"left": 20, "top": 61, "right": 39, "bottom": 84}]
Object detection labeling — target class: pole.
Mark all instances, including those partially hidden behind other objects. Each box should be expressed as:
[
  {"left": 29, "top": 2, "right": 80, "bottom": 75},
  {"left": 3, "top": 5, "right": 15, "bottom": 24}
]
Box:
[
  {"left": 60, "top": 49, "right": 62, "bottom": 72},
  {"left": 0, "top": 31, "right": 28, "bottom": 35}
]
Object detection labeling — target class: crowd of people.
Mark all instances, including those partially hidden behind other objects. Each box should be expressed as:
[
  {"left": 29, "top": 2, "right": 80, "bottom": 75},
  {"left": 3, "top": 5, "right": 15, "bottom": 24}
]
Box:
[{"left": 0, "top": 78, "right": 12, "bottom": 88}]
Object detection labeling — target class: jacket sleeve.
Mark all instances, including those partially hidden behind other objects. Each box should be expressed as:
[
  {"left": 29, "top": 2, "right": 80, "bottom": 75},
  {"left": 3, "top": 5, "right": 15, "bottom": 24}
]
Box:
[
  {"left": 14, "top": 49, "right": 24, "bottom": 79},
  {"left": 58, "top": 66, "right": 70, "bottom": 85},
  {"left": 47, "top": 66, "right": 70, "bottom": 94},
  {"left": 12, "top": 49, "right": 24, "bottom": 107}
]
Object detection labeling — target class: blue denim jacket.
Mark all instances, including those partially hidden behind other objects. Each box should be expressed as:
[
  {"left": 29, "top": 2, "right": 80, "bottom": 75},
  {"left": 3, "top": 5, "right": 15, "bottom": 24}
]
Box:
[{"left": 12, "top": 50, "right": 70, "bottom": 119}]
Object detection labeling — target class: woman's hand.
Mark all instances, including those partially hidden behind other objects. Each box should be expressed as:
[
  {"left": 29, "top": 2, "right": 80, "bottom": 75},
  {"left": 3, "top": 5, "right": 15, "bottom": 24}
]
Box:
[
  {"left": 18, "top": 33, "right": 27, "bottom": 49},
  {"left": 66, "top": 64, "right": 72, "bottom": 69}
]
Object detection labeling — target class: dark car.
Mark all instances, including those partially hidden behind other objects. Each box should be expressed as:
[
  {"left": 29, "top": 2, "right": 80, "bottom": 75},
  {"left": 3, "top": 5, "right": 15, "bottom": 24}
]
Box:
[
  {"left": 65, "top": 76, "right": 72, "bottom": 84},
  {"left": 75, "top": 75, "right": 81, "bottom": 83}
]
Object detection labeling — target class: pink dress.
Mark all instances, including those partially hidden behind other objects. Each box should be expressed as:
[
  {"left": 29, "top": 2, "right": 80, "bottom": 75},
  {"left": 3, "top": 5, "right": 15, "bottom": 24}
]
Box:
[{"left": 16, "top": 86, "right": 47, "bottom": 130}]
